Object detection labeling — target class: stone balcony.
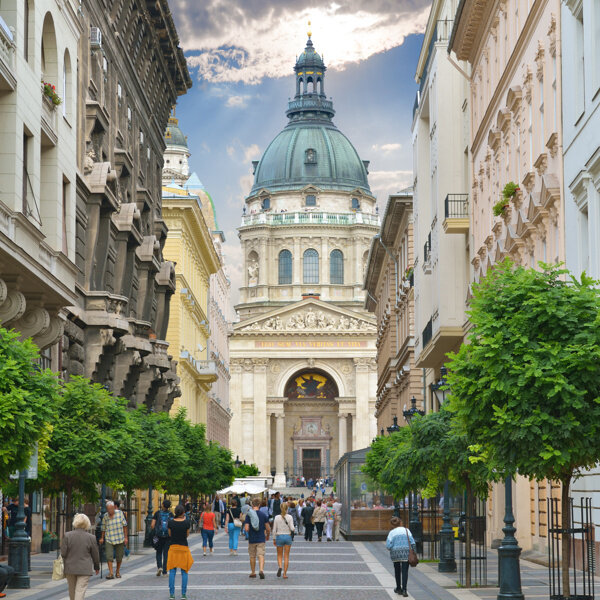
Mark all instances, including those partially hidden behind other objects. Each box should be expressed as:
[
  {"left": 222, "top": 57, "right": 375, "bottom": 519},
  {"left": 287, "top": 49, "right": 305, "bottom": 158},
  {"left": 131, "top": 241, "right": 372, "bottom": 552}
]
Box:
[
  {"left": 442, "top": 193, "right": 469, "bottom": 234},
  {"left": 41, "top": 94, "right": 58, "bottom": 146},
  {"left": 0, "top": 17, "right": 16, "bottom": 91},
  {"left": 240, "top": 210, "right": 380, "bottom": 228}
]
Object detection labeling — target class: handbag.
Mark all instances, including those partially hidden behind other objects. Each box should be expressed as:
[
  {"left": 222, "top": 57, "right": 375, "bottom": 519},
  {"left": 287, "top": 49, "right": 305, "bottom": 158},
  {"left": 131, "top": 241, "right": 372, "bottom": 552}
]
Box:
[
  {"left": 405, "top": 528, "right": 419, "bottom": 568},
  {"left": 52, "top": 556, "right": 65, "bottom": 580},
  {"left": 230, "top": 509, "right": 243, "bottom": 528}
]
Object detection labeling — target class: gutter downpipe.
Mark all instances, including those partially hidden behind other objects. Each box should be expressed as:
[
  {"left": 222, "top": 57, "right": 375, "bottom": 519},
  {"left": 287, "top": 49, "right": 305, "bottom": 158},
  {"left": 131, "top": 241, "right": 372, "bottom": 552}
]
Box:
[{"left": 376, "top": 234, "right": 400, "bottom": 357}]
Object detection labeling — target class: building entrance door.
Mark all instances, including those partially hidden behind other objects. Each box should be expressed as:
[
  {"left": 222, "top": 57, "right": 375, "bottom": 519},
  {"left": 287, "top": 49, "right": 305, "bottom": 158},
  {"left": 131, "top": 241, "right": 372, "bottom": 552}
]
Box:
[{"left": 302, "top": 449, "right": 321, "bottom": 481}]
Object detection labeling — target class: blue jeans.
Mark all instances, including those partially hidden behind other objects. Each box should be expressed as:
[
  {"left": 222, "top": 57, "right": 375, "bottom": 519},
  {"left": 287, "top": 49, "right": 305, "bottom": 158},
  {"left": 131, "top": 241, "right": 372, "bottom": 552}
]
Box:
[
  {"left": 202, "top": 529, "right": 214, "bottom": 549},
  {"left": 169, "top": 568, "right": 188, "bottom": 595},
  {"left": 228, "top": 523, "right": 241, "bottom": 550}
]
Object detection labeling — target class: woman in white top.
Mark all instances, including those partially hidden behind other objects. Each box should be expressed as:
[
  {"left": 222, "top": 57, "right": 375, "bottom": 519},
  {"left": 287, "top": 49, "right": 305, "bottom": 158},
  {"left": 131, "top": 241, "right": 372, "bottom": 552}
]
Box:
[{"left": 272, "top": 502, "right": 295, "bottom": 579}]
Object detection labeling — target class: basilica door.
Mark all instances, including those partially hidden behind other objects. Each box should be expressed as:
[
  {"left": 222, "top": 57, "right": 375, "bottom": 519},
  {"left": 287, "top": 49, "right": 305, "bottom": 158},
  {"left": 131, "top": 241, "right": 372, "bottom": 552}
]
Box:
[{"left": 302, "top": 449, "right": 321, "bottom": 481}]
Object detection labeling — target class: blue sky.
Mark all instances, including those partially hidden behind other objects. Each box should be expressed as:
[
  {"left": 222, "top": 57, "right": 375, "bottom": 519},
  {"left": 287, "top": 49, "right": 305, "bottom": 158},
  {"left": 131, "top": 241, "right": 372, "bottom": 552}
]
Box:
[{"left": 168, "top": 1, "right": 428, "bottom": 301}]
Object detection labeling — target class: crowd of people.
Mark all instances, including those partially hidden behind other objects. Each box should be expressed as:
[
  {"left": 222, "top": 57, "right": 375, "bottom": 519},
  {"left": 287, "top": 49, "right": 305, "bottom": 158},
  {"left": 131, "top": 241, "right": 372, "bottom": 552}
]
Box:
[{"left": 0, "top": 490, "right": 377, "bottom": 600}]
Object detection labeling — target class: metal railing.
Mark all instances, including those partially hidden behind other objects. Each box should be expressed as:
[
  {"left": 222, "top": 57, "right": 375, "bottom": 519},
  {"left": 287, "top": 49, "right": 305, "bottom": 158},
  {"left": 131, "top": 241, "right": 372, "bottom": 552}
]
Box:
[
  {"left": 444, "top": 194, "right": 469, "bottom": 219},
  {"left": 241, "top": 210, "right": 380, "bottom": 228},
  {"left": 423, "top": 232, "right": 432, "bottom": 263}
]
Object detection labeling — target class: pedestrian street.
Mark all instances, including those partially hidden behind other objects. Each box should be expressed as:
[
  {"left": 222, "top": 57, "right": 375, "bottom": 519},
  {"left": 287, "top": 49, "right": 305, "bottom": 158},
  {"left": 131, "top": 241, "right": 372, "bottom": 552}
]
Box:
[{"left": 3, "top": 525, "right": 562, "bottom": 600}]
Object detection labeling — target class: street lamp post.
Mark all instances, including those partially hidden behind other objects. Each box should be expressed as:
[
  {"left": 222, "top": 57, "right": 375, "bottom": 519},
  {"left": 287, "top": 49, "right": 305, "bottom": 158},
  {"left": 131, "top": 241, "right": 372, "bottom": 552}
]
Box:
[
  {"left": 234, "top": 455, "right": 242, "bottom": 470},
  {"left": 8, "top": 470, "right": 30, "bottom": 588},
  {"left": 403, "top": 398, "right": 425, "bottom": 554},
  {"left": 386, "top": 417, "right": 401, "bottom": 516},
  {"left": 143, "top": 485, "right": 154, "bottom": 547},
  {"left": 497, "top": 476, "right": 523, "bottom": 600},
  {"left": 430, "top": 367, "right": 457, "bottom": 573}
]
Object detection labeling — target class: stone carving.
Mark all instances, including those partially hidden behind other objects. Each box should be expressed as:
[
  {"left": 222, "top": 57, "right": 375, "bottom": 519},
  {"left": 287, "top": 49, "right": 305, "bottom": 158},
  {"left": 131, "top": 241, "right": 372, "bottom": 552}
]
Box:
[
  {"left": 241, "top": 309, "right": 376, "bottom": 332},
  {"left": 248, "top": 260, "right": 259, "bottom": 286}
]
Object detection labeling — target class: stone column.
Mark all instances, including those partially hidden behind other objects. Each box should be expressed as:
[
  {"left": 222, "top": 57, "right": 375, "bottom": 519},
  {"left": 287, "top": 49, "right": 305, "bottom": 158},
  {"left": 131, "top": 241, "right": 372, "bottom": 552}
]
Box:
[
  {"left": 273, "top": 414, "right": 286, "bottom": 488},
  {"left": 338, "top": 414, "right": 347, "bottom": 461},
  {"left": 253, "top": 359, "right": 269, "bottom": 474}
]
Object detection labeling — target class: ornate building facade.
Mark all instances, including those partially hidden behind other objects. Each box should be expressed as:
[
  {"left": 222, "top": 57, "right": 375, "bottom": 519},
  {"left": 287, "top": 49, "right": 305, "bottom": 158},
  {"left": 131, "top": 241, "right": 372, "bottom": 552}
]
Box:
[
  {"left": 364, "top": 189, "right": 422, "bottom": 433},
  {"left": 161, "top": 114, "right": 232, "bottom": 446},
  {"left": 63, "top": 0, "right": 191, "bottom": 412},
  {"left": 449, "top": 0, "right": 564, "bottom": 553},
  {"left": 229, "top": 35, "right": 379, "bottom": 486},
  {"left": 0, "top": 0, "right": 80, "bottom": 365}
]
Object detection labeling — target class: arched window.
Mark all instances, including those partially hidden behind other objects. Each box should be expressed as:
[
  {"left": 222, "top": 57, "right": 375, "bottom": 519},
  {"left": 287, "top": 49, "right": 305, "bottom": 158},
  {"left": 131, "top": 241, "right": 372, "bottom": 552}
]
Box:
[
  {"left": 278, "top": 249, "right": 292, "bottom": 284},
  {"left": 62, "top": 49, "right": 72, "bottom": 118},
  {"left": 351, "top": 197, "right": 360, "bottom": 210},
  {"left": 303, "top": 249, "right": 319, "bottom": 284},
  {"left": 330, "top": 250, "right": 344, "bottom": 284},
  {"left": 261, "top": 197, "right": 270, "bottom": 210}
]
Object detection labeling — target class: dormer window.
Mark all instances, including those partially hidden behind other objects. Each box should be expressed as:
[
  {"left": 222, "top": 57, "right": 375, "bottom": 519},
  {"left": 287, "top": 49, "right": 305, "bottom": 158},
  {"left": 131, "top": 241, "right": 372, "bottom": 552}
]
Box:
[
  {"left": 305, "top": 148, "right": 317, "bottom": 164},
  {"left": 261, "top": 197, "right": 271, "bottom": 210},
  {"left": 351, "top": 197, "right": 360, "bottom": 210},
  {"left": 305, "top": 194, "right": 316, "bottom": 207}
]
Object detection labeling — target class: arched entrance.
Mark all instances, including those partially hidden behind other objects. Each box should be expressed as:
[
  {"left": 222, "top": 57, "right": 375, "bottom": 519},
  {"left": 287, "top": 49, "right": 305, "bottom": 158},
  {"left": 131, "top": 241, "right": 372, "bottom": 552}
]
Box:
[{"left": 284, "top": 369, "right": 338, "bottom": 482}]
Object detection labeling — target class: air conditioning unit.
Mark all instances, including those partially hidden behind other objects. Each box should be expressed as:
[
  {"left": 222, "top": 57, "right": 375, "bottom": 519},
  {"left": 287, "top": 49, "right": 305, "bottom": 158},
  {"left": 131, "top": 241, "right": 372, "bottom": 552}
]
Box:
[{"left": 90, "top": 27, "right": 102, "bottom": 49}]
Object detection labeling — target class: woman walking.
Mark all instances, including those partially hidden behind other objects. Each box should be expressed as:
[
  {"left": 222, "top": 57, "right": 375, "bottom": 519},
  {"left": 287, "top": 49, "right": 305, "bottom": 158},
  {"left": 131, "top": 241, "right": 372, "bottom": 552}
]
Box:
[
  {"left": 312, "top": 499, "right": 327, "bottom": 542},
  {"left": 167, "top": 505, "right": 193, "bottom": 600},
  {"left": 200, "top": 502, "right": 216, "bottom": 556},
  {"left": 288, "top": 501, "right": 299, "bottom": 537},
  {"left": 225, "top": 498, "right": 243, "bottom": 555},
  {"left": 61, "top": 513, "right": 100, "bottom": 600},
  {"left": 272, "top": 502, "right": 295, "bottom": 579},
  {"left": 324, "top": 501, "right": 336, "bottom": 542},
  {"left": 386, "top": 516, "right": 416, "bottom": 597}
]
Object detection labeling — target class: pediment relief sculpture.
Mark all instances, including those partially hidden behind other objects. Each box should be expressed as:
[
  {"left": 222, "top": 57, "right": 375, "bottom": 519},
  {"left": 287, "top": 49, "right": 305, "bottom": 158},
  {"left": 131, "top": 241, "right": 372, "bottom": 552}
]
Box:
[{"left": 240, "top": 306, "right": 376, "bottom": 333}]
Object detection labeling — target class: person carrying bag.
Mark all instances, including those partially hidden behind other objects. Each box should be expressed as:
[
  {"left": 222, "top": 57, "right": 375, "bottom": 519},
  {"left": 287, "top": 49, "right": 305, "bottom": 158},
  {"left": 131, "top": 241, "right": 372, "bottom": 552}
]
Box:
[{"left": 385, "top": 516, "right": 417, "bottom": 597}]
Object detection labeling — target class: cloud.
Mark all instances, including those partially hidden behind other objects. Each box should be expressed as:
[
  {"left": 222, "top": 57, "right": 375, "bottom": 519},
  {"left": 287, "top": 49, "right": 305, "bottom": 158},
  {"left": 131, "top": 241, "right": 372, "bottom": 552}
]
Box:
[
  {"left": 368, "top": 169, "right": 413, "bottom": 200},
  {"left": 174, "top": 1, "right": 430, "bottom": 84},
  {"left": 239, "top": 173, "right": 254, "bottom": 197},
  {"left": 372, "top": 143, "right": 402, "bottom": 153},
  {"left": 226, "top": 95, "right": 250, "bottom": 108},
  {"left": 227, "top": 139, "right": 262, "bottom": 164}
]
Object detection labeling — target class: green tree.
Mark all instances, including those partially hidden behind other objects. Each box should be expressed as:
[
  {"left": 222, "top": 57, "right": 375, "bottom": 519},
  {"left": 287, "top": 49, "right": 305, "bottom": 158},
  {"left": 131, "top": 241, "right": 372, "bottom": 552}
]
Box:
[
  {"left": 446, "top": 260, "right": 600, "bottom": 596},
  {"left": 41, "top": 377, "right": 136, "bottom": 526},
  {"left": 234, "top": 463, "right": 259, "bottom": 478},
  {"left": 0, "top": 328, "right": 60, "bottom": 482},
  {"left": 204, "top": 442, "right": 235, "bottom": 494}
]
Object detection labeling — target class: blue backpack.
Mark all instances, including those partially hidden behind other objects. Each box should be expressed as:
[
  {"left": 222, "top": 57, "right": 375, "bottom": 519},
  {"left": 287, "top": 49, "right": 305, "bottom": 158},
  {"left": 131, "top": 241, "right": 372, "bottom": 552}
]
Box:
[{"left": 157, "top": 511, "right": 170, "bottom": 537}]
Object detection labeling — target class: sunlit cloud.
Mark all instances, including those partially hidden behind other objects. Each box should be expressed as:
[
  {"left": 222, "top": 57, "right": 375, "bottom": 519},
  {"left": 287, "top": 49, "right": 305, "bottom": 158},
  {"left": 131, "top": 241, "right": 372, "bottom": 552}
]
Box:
[
  {"left": 226, "top": 95, "right": 250, "bottom": 108},
  {"left": 177, "top": 1, "right": 429, "bottom": 84},
  {"left": 372, "top": 143, "right": 402, "bottom": 153},
  {"left": 368, "top": 169, "right": 413, "bottom": 201}
]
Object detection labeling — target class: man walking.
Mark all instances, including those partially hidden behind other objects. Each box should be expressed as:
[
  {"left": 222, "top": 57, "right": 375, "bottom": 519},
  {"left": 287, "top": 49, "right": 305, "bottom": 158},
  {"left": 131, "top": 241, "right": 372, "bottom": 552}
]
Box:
[
  {"left": 213, "top": 496, "right": 225, "bottom": 531},
  {"left": 332, "top": 497, "right": 342, "bottom": 541},
  {"left": 244, "top": 498, "right": 270, "bottom": 579},
  {"left": 269, "top": 492, "right": 281, "bottom": 521},
  {"left": 99, "top": 501, "right": 128, "bottom": 579},
  {"left": 296, "top": 499, "right": 304, "bottom": 536},
  {"left": 150, "top": 499, "right": 173, "bottom": 576},
  {"left": 302, "top": 500, "right": 314, "bottom": 541}
]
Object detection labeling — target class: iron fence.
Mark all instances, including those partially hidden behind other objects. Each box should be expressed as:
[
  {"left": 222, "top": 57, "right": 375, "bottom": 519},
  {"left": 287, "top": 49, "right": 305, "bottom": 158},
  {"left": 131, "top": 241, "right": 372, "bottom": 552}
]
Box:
[
  {"left": 444, "top": 194, "right": 469, "bottom": 219},
  {"left": 457, "top": 495, "right": 487, "bottom": 587},
  {"left": 548, "top": 496, "right": 595, "bottom": 600}
]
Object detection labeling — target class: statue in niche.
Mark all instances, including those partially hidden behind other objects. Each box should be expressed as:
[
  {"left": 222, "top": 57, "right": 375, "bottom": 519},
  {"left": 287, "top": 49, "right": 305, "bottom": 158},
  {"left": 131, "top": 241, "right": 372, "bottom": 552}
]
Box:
[{"left": 248, "top": 260, "right": 259, "bottom": 286}]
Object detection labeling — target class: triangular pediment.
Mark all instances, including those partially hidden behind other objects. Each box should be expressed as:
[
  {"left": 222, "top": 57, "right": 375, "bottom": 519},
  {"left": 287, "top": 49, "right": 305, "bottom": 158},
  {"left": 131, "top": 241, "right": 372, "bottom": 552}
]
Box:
[{"left": 234, "top": 298, "right": 376, "bottom": 335}]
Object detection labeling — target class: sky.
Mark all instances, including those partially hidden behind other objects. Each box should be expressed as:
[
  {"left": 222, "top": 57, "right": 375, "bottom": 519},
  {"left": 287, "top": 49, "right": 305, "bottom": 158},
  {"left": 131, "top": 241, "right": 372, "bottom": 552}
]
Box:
[{"left": 168, "top": 0, "right": 429, "bottom": 306}]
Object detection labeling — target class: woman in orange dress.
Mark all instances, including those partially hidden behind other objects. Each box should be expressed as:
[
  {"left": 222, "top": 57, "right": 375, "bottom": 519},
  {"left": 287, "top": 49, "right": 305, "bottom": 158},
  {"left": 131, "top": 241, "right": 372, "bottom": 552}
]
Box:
[{"left": 167, "top": 505, "right": 193, "bottom": 600}]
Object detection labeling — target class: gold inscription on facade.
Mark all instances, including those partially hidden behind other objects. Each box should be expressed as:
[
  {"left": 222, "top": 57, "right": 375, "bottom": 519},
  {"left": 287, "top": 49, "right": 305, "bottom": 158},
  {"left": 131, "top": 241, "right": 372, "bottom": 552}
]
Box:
[{"left": 255, "top": 340, "right": 367, "bottom": 349}]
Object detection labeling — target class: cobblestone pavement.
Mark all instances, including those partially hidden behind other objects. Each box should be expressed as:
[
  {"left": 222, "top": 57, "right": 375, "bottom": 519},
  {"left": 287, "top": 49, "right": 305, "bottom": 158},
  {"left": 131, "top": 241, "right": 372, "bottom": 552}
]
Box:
[{"left": 6, "top": 530, "right": 597, "bottom": 600}]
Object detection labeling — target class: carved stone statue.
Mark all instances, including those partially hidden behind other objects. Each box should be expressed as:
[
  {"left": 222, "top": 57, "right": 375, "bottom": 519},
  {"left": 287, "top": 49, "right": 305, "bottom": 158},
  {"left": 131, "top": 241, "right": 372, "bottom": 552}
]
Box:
[
  {"left": 248, "top": 260, "right": 259, "bottom": 285},
  {"left": 305, "top": 309, "right": 317, "bottom": 329},
  {"left": 316, "top": 311, "right": 327, "bottom": 328},
  {"left": 339, "top": 316, "right": 349, "bottom": 330}
]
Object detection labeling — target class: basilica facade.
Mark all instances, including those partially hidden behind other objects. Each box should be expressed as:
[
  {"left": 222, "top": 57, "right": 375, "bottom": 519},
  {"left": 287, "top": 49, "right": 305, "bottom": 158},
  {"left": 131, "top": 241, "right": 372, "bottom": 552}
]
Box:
[{"left": 229, "top": 35, "right": 379, "bottom": 487}]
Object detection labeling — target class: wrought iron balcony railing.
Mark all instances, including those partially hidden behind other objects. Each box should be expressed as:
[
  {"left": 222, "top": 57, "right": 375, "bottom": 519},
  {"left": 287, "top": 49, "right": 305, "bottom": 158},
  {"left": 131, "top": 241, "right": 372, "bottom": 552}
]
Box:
[{"left": 444, "top": 194, "right": 469, "bottom": 219}]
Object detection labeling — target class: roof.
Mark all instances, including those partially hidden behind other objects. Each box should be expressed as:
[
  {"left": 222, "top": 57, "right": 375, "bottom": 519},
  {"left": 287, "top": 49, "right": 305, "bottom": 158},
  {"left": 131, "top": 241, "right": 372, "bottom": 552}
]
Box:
[{"left": 164, "top": 115, "right": 188, "bottom": 148}]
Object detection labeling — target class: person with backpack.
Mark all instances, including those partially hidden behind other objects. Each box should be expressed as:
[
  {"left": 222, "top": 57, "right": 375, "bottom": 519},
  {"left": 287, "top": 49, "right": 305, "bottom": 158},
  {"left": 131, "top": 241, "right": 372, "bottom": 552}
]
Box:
[
  {"left": 244, "top": 497, "right": 270, "bottom": 579},
  {"left": 151, "top": 499, "right": 173, "bottom": 576}
]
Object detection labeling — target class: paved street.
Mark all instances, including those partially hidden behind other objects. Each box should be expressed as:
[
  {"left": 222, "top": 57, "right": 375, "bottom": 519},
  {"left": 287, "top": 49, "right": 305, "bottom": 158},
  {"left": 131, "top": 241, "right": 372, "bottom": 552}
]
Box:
[{"left": 3, "top": 529, "right": 594, "bottom": 600}]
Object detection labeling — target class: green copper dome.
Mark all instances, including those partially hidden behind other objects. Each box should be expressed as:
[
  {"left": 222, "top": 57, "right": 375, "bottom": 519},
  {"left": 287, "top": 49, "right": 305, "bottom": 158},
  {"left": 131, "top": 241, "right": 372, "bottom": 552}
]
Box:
[
  {"left": 164, "top": 115, "right": 188, "bottom": 149},
  {"left": 250, "top": 36, "right": 371, "bottom": 196}
]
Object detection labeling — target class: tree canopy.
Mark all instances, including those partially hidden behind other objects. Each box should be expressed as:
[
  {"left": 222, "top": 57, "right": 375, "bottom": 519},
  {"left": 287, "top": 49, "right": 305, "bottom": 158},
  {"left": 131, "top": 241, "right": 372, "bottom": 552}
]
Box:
[{"left": 0, "top": 328, "right": 60, "bottom": 481}]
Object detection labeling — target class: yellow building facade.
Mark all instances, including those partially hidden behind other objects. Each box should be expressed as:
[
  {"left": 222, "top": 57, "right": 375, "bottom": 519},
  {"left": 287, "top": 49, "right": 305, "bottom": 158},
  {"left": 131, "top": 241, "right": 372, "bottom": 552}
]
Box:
[{"left": 162, "top": 177, "right": 220, "bottom": 424}]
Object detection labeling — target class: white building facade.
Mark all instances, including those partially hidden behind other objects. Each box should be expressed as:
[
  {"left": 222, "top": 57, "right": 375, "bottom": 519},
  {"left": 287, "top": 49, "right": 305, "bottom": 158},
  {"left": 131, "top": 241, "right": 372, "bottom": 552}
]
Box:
[{"left": 229, "top": 35, "right": 379, "bottom": 486}]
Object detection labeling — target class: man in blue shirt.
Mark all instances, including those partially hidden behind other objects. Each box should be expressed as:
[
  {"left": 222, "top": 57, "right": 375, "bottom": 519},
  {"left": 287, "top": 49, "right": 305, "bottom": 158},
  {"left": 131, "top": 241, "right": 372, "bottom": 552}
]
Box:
[{"left": 244, "top": 497, "right": 271, "bottom": 579}]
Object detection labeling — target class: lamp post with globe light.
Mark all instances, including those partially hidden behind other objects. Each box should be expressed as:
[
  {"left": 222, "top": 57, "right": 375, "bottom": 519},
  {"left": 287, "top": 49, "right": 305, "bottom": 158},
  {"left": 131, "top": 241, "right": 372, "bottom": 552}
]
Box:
[
  {"left": 403, "top": 397, "right": 424, "bottom": 553},
  {"left": 430, "top": 367, "right": 457, "bottom": 573}
]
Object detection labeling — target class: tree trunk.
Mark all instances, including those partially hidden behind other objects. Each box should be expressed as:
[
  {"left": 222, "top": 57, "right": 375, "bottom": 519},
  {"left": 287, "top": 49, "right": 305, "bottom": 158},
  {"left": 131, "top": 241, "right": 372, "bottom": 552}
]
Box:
[
  {"left": 561, "top": 475, "right": 571, "bottom": 598},
  {"left": 65, "top": 484, "right": 73, "bottom": 532}
]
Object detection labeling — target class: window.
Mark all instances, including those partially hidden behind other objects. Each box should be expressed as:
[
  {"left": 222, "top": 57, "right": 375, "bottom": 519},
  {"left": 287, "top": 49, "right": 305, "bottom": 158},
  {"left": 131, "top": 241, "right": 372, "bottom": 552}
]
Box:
[
  {"left": 24, "top": 0, "right": 30, "bottom": 61},
  {"left": 305, "top": 148, "right": 317, "bottom": 164},
  {"left": 330, "top": 250, "right": 344, "bottom": 284},
  {"left": 303, "top": 249, "right": 319, "bottom": 284},
  {"left": 574, "top": 9, "right": 585, "bottom": 121},
  {"left": 552, "top": 55, "right": 557, "bottom": 131},
  {"left": 305, "top": 195, "right": 316, "bottom": 207},
  {"left": 278, "top": 249, "right": 292, "bottom": 284},
  {"left": 62, "top": 178, "right": 69, "bottom": 254},
  {"left": 351, "top": 197, "right": 360, "bottom": 210},
  {"left": 539, "top": 77, "right": 544, "bottom": 153},
  {"left": 261, "top": 197, "right": 270, "bottom": 210}
]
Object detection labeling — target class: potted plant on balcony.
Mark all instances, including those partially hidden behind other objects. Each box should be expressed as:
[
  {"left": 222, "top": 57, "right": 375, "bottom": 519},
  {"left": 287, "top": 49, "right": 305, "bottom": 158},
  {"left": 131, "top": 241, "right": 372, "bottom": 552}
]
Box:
[
  {"left": 493, "top": 182, "right": 521, "bottom": 217},
  {"left": 41, "top": 80, "right": 62, "bottom": 107}
]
